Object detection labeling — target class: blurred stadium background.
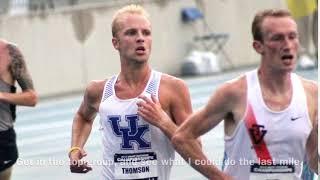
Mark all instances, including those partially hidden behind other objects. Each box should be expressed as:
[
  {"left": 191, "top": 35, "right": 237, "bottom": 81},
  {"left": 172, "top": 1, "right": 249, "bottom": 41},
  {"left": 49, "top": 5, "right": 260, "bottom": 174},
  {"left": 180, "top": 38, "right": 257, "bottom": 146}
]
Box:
[{"left": 0, "top": 0, "right": 317, "bottom": 179}]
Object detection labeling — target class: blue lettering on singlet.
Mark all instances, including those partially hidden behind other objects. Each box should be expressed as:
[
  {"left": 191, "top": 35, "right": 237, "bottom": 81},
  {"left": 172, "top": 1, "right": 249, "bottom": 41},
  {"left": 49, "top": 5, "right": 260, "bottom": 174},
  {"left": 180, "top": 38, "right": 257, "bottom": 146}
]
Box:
[{"left": 108, "top": 114, "right": 151, "bottom": 150}]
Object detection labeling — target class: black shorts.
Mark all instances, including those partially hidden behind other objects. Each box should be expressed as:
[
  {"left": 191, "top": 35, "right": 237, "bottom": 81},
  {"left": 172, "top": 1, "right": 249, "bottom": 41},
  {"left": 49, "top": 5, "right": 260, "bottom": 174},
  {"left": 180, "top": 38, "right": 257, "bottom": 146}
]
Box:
[{"left": 0, "top": 128, "right": 18, "bottom": 171}]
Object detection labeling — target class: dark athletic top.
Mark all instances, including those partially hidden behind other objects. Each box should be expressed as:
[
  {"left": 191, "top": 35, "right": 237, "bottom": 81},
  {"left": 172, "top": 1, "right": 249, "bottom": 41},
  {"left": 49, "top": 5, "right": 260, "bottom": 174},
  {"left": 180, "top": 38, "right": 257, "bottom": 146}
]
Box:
[{"left": 0, "top": 79, "right": 16, "bottom": 131}]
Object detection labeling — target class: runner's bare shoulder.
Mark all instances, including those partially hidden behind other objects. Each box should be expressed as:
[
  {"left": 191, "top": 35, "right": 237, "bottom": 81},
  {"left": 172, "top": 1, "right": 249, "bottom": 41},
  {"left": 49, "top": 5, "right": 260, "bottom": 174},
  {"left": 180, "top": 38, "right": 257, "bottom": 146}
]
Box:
[
  {"left": 300, "top": 76, "right": 317, "bottom": 96},
  {"left": 85, "top": 79, "right": 107, "bottom": 105},
  {"left": 159, "top": 73, "right": 188, "bottom": 93},
  {"left": 221, "top": 75, "right": 247, "bottom": 100}
]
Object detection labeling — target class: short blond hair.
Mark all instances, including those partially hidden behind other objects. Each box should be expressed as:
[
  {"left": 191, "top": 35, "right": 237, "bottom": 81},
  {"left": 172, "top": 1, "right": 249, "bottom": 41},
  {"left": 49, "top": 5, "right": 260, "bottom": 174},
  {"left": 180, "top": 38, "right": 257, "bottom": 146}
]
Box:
[{"left": 111, "top": 4, "right": 150, "bottom": 37}]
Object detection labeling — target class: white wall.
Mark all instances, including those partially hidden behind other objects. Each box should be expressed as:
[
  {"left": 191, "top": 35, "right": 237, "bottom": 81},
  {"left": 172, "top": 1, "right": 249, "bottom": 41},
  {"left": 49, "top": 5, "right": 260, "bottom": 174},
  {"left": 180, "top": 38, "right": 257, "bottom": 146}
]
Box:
[{"left": 0, "top": 0, "right": 288, "bottom": 97}]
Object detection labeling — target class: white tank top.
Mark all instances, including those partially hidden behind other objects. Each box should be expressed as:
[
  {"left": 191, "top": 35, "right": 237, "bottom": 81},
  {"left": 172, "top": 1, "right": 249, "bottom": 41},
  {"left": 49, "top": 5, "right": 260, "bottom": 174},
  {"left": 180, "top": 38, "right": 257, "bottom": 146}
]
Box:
[
  {"left": 99, "top": 70, "right": 175, "bottom": 180},
  {"left": 223, "top": 70, "right": 312, "bottom": 180}
]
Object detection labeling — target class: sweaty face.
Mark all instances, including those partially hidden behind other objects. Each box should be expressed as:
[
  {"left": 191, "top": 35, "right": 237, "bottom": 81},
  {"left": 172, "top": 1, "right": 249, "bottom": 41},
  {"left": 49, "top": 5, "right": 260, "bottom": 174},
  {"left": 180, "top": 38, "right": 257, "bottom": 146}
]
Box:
[
  {"left": 259, "top": 16, "right": 299, "bottom": 72},
  {"left": 113, "top": 14, "right": 152, "bottom": 64}
]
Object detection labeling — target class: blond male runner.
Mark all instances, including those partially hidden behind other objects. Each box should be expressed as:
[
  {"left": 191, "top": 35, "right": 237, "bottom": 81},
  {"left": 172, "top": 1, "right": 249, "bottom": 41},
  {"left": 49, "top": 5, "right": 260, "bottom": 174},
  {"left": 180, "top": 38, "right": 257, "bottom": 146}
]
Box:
[{"left": 69, "top": 4, "right": 192, "bottom": 180}]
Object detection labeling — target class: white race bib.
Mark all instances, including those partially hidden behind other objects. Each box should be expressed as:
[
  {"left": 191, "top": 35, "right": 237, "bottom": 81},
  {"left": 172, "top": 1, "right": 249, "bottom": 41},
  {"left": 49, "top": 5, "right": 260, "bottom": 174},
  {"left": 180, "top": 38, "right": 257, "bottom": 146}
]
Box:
[
  {"left": 114, "top": 152, "right": 158, "bottom": 180},
  {"left": 249, "top": 163, "right": 295, "bottom": 180}
]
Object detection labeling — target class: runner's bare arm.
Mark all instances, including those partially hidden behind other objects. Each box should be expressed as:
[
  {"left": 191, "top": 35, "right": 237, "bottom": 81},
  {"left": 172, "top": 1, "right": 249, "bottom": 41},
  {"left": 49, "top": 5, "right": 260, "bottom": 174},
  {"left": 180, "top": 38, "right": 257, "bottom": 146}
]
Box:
[
  {"left": 172, "top": 83, "right": 239, "bottom": 180},
  {"left": 0, "top": 44, "right": 37, "bottom": 106},
  {"left": 168, "top": 78, "right": 193, "bottom": 126},
  {"left": 305, "top": 81, "right": 318, "bottom": 173},
  {"left": 69, "top": 81, "right": 103, "bottom": 173},
  {"left": 71, "top": 81, "right": 103, "bottom": 151}
]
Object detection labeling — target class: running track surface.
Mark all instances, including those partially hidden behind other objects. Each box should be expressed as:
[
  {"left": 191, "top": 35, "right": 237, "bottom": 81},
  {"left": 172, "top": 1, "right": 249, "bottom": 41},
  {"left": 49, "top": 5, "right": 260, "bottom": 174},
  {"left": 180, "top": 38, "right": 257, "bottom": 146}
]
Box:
[{"left": 12, "top": 68, "right": 317, "bottom": 180}]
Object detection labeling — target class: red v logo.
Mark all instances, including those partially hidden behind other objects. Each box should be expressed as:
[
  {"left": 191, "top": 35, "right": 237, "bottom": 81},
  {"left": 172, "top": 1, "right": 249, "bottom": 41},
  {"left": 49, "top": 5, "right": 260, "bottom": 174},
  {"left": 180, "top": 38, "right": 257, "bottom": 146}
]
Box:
[
  {"left": 249, "top": 124, "right": 267, "bottom": 144},
  {"left": 245, "top": 104, "right": 272, "bottom": 161}
]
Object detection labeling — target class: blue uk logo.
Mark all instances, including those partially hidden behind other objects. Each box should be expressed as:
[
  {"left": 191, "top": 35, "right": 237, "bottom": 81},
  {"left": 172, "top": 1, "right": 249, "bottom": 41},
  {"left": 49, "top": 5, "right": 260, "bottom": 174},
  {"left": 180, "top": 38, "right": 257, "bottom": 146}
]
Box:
[{"left": 108, "top": 114, "right": 151, "bottom": 150}]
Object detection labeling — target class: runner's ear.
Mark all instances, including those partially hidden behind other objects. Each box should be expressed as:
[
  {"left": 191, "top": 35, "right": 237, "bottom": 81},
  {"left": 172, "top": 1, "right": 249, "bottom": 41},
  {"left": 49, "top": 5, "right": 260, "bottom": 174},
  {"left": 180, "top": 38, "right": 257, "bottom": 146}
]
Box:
[{"left": 253, "top": 40, "right": 264, "bottom": 55}]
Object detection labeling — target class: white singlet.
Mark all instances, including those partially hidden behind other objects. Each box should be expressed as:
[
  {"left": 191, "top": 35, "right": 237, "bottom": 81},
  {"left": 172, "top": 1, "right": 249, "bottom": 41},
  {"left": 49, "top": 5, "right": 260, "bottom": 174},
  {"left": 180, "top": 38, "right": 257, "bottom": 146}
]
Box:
[
  {"left": 223, "top": 70, "right": 312, "bottom": 180},
  {"left": 99, "top": 70, "right": 175, "bottom": 180}
]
